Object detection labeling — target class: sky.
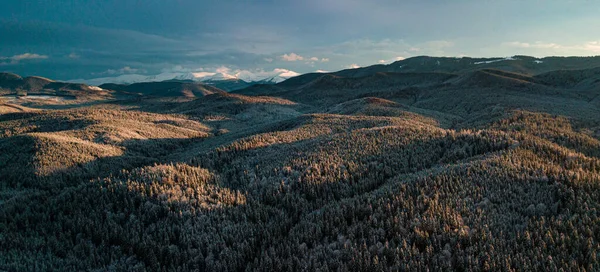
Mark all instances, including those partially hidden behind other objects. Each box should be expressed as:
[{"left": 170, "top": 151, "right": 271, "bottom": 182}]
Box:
[{"left": 1, "top": 0, "right": 600, "bottom": 83}]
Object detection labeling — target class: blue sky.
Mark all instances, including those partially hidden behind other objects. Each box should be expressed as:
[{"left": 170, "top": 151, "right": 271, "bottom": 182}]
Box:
[{"left": 1, "top": 0, "right": 600, "bottom": 82}]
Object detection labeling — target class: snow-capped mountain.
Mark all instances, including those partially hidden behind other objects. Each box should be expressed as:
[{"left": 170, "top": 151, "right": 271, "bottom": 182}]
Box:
[
  {"left": 70, "top": 69, "right": 299, "bottom": 87},
  {"left": 254, "top": 75, "right": 290, "bottom": 84}
]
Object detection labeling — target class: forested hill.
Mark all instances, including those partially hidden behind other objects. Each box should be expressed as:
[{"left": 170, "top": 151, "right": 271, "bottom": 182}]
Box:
[{"left": 1, "top": 57, "right": 600, "bottom": 271}]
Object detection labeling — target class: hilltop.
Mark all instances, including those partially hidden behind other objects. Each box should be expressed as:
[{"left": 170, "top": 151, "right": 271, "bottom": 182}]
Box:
[
  {"left": 99, "top": 81, "right": 225, "bottom": 98},
  {"left": 0, "top": 72, "right": 112, "bottom": 98},
  {"left": 234, "top": 56, "right": 600, "bottom": 124},
  {"left": 237, "top": 55, "right": 600, "bottom": 91},
  {"left": 332, "top": 55, "right": 600, "bottom": 77}
]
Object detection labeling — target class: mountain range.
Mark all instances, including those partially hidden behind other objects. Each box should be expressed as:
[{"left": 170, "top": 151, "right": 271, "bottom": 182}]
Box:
[
  {"left": 272, "top": 55, "right": 600, "bottom": 87},
  {"left": 2, "top": 55, "right": 600, "bottom": 271},
  {"left": 67, "top": 69, "right": 301, "bottom": 91}
]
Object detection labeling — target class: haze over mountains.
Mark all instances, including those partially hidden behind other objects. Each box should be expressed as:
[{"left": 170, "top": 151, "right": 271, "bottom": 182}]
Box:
[{"left": 2, "top": 55, "right": 600, "bottom": 271}]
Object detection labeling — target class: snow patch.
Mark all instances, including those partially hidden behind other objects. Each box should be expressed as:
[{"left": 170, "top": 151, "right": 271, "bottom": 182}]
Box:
[
  {"left": 474, "top": 56, "right": 517, "bottom": 65},
  {"left": 73, "top": 68, "right": 300, "bottom": 85},
  {"left": 88, "top": 86, "right": 104, "bottom": 91}
]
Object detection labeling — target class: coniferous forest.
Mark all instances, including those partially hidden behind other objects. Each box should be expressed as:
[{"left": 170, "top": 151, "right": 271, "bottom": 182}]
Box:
[{"left": 2, "top": 56, "right": 600, "bottom": 271}]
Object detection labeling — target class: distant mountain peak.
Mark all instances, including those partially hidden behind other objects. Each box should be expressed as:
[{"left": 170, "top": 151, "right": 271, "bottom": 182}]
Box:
[
  {"left": 255, "top": 75, "right": 289, "bottom": 84},
  {"left": 71, "top": 68, "right": 299, "bottom": 90}
]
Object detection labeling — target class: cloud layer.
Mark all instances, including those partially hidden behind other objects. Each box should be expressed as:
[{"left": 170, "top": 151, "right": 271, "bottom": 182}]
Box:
[{"left": 1, "top": 53, "right": 48, "bottom": 65}]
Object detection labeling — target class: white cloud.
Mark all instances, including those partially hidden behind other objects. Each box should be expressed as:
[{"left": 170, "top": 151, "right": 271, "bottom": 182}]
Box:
[
  {"left": 101, "top": 66, "right": 144, "bottom": 75},
  {"left": 161, "top": 65, "right": 205, "bottom": 73},
  {"left": 275, "top": 54, "right": 330, "bottom": 68},
  {"left": 68, "top": 53, "right": 80, "bottom": 59},
  {"left": 583, "top": 41, "right": 600, "bottom": 52},
  {"left": 264, "top": 58, "right": 274, "bottom": 63},
  {"left": 304, "top": 56, "right": 330, "bottom": 66},
  {"left": 191, "top": 66, "right": 237, "bottom": 80},
  {"left": 346, "top": 64, "right": 361, "bottom": 69},
  {"left": 504, "top": 41, "right": 530, "bottom": 48},
  {"left": 216, "top": 66, "right": 231, "bottom": 74},
  {"left": 503, "top": 41, "right": 561, "bottom": 49},
  {"left": 502, "top": 41, "right": 600, "bottom": 54},
  {"left": 273, "top": 68, "right": 300, "bottom": 78},
  {"left": 281, "top": 52, "right": 304, "bottom": 61},
  {"left": 1, "top": 53, "right": 49, "bottom": 64},
  {"left": 316, "top": 69, "right": 329, "bottom": 73},
  {"left": 191, "top": 72, "right": 217, "bottom": 78},
  {"left": 377, "top": 56, "right": 406, "bottom": 64},
  {"left": 120, "top": 66, "right": 139, "bottom": 73},
  {"left": 11, "top": 53, "right": 48, "bottom": 61}
]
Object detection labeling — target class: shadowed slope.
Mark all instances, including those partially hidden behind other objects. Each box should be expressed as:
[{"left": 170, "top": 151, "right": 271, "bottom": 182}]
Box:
[
  {"left": 100, "top": 81, "right": 226, "bottom": 98},
  {"left": 0, "top": 73, "right": 113, "bottom": 99},
  {"left": 0, "top": 108, "right": 212, "bottom": 188}
]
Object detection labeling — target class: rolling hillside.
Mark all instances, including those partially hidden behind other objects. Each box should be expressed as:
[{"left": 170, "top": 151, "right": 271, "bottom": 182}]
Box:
[
  {"left": 332, "top": 55, "right": 600, "bottom": 77},
  {"left": 236, "top": 55, "right": 600, "bottom": 95},
  {"left": 99, "top": 81, "right": 225, "bottom": 98},
  {"left": 2, "top": 57, "right": 600, "bottom": 271},
  {"left": 0, "top": 72, "right": 113, "bottom": 98}
]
